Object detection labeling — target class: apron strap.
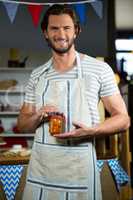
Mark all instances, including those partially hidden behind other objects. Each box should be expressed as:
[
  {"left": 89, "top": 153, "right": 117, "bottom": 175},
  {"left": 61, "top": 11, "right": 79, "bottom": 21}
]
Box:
[{"left": 76, "top": 51, "right": 83, "bottom": 79}]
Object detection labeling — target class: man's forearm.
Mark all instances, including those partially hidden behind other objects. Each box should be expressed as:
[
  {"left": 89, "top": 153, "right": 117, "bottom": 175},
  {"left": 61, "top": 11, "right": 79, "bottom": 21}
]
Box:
[
  {"left": 94, "top": 114, "right": 130, "bottom": 137},
  {"left": 17, "top": 112, "right": 42, "bottom": 133}
]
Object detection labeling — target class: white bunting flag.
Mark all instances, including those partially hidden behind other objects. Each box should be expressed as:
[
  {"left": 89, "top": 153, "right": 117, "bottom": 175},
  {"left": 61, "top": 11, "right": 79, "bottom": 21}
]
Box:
[{"left": 3, "top": 2, "right": 19, "bottom": 23}]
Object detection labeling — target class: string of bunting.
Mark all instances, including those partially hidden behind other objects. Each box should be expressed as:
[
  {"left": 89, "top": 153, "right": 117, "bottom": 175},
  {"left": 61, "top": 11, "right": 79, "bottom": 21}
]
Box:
[
  {"left": 0, "top": 0, "right": 98, "bottom": 5},
  {"left": 0, "top": 0, "right": 103, "bottom": 27}
]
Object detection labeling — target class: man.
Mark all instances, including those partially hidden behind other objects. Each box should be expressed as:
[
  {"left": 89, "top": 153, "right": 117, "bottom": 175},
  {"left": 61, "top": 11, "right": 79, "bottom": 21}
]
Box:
[{"left": 17, "top": 4, "right": 130, "bottom": 200}]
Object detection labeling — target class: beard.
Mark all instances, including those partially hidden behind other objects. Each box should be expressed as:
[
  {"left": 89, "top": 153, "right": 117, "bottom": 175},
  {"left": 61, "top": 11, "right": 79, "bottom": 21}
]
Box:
[{"left": 46, "top": 37, "right": 75, "bottom": 54}]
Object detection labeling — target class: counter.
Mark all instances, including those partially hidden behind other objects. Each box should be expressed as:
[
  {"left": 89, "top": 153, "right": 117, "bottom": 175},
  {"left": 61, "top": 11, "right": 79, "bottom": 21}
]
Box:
[
  {"left": 0, "top": 154, "right": 30, "bottom": 165},
  {"left": 0, "top": 154, "right": 130, "bottom": 200}
]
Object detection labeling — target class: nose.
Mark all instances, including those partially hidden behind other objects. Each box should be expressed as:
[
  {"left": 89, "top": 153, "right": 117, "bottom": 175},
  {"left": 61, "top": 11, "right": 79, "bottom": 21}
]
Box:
[{"left": 57, "top": 28, "right": 65, "bottom": 37}]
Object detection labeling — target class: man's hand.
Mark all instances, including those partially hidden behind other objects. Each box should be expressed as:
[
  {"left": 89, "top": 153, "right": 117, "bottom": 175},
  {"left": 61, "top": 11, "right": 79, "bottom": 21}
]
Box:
[
  {"left": 17, "top": 103, "right": 59, "bottom": 133},
  {"left": 38, "top": 104, "right": 59, "bottom": 121},
  {"left": 54, "top": 121, "right": 94, "bottom": 138}
]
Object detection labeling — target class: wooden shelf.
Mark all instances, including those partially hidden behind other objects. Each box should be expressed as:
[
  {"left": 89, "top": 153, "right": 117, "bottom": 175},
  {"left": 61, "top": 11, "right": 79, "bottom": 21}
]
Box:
[
  {"left": 0, "top": 90, "right": 25, "bottom": 94},
  {"left": 0, "top": 111, "right": 19, "bottom": 115},
  {"left": 0, "top": 154, "right": 30, "bottom": 165},
  {"left": 0, "top": 133, "right": 35, "bottom": 137},
  {"left": 0, "top": 67, "right": 33, "bottom": 72}
]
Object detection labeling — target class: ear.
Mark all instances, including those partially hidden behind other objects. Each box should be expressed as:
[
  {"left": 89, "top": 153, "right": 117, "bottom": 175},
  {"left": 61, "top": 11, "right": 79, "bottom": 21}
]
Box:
[
  {"left": 44, "top": 30, "right": 48, "bottom": 39},
  {"left": 74, "top": 33, "right": 76, "bottom": 39},
  {"left": 75, "top": 26, "right": 81, "bottom": 37}
]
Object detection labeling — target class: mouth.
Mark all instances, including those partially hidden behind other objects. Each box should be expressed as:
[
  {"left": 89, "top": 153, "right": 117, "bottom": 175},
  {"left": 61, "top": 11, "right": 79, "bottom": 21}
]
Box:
[{"left": 55, "top": 39, "right": 68, "bottom": 46}]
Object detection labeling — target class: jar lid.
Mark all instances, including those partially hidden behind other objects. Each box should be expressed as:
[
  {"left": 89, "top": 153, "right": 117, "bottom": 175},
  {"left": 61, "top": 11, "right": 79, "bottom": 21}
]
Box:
[{"left": 50, "top": 112, "right": 65, "bottom": 121}]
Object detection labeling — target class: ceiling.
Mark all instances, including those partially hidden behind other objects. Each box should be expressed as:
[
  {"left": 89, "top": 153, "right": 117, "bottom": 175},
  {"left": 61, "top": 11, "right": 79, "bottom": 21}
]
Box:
[{"left": 115, "top": 0, "right": 133, "bottom": 30}]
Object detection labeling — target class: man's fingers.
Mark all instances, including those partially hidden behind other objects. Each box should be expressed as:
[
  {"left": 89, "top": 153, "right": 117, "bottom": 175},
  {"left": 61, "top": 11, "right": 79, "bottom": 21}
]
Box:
[
  {"left": 45, "top": 104, "right": 59, "bottom": 112},
  {"left": 54, "top": 130, "right": 76, "bottom": 138},
  {"left": 72, "top": 121, "right": 83, "bottom": 128}
]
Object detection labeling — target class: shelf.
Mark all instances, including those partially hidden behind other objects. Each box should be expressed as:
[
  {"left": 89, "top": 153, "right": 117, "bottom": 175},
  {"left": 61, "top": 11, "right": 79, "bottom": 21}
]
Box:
[
  {"left": 0, "top": 141, "right": 7, "bottom": 145},
  {"left": 0, "top": 111, "right": 19, "bottom": 115},
  {"left": 0, "top": 90, "right": 25, "bottom": 94},
  {"left": 0, "top": 67, "right": 34, "bottom": 72},
  {"left": 0, "top": 133, "right": 35, "bottom": 137}
]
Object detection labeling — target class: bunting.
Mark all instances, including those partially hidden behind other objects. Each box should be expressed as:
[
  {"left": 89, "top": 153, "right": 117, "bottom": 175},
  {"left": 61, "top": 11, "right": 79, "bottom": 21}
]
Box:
[
  {"left": 97, "top": 159, "right": 129, "bottom": 191},
  {"left": 3, "top": 2, "right": 19, "bottom": 23},
  {"left": 0, "top": 165, "right": 24, "bottom": 200},
  {"left": 0, "top": 160, "right": 129, "bottom": 199},
  {"left": 0, "top": 0, "right": 103, "bottom": 27},
  {"left": 0, "top": 0, "right": 97, "bottom": 5},
  {"left": 90, "top": 1, "right": 103, "bottom": 19},
  {"left": 74, "top": 3, "right": 86, "bottom": 24},
  {"left": 28, "top": 5, "right": 43, "bottom": 27}
]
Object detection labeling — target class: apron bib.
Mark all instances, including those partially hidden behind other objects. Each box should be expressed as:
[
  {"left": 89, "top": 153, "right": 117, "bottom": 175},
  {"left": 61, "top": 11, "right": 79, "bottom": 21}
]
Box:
[{"left": 23, "top": 52, "right": 102, "bottom": 200}]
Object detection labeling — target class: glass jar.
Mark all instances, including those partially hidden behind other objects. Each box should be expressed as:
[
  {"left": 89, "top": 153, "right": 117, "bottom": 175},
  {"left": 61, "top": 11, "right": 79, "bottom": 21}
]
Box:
[{"left": 49, "top": 112, "right": 65, "bottom": 135}]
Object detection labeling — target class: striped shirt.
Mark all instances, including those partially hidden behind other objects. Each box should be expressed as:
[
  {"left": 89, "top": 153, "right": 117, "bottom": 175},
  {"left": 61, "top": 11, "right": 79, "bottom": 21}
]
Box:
[{"left": 24, "top": 54, "right": 119, "bottom": 125}]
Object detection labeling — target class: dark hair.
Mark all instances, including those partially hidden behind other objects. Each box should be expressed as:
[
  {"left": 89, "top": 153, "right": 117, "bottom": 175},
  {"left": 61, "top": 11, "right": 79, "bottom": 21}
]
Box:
[{"left": 41, "top": 4, "right": 81, "bottom": 36}]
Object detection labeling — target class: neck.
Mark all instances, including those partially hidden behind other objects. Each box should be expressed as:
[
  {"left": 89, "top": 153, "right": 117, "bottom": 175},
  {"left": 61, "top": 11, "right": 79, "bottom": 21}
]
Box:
[{"left": 52, "top": 47, "right": 77, "bottom": 72}]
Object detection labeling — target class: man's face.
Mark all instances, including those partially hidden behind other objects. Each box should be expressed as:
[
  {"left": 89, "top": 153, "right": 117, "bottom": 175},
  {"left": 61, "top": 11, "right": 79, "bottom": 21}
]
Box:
[{"left": 44, "top": 14, "right": 76, "bottom": 54}]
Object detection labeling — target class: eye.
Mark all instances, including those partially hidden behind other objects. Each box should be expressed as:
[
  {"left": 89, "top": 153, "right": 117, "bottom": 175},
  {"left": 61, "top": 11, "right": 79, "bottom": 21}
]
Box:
[
  {"left": 64, "top": 26, "right": 71, "bottom": 30},
  {"left": 50, "top": 26, "right": 59, "bottom": 31},
  {"left": 51, "top": 27, "right": 58, "bottom": 31}
]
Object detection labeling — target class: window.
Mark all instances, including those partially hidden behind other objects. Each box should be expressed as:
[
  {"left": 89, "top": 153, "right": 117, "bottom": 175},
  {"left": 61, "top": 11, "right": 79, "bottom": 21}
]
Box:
[{"left": 115, "top": 39, "right": 133, "bottom": 79}]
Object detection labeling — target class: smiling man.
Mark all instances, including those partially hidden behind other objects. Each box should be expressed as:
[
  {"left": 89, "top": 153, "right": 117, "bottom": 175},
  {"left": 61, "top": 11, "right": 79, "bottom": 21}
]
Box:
[
  {"left": 17, "top": 4, "right": 130, "bottom": 200},
  {"left": 45, "top": 15, "right": 76, "bottom": 53}
]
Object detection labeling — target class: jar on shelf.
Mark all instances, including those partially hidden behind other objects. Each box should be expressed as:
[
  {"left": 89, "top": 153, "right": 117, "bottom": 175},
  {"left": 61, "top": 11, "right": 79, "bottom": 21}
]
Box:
[
  {"left": 49, "top": 112, "right": 65, "bottom": 135},
  {"left": 0, "top": 120, "right": 4, "bottom": 133},
  {"left": 0, "top": 101, "right": 4, "bottom": 112}
]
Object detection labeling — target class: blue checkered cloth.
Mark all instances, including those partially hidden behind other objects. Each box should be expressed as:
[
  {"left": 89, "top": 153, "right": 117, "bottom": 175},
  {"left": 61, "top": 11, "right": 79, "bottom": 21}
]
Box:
[
  {"left": 97, "top": 160, "right": 104, "bottom": 172},
  {"left": 97, "top": 159, "right": 130, "bottom": 191},
  {"left": 0, "top": 165, "right": 23, "bottom": 200}
]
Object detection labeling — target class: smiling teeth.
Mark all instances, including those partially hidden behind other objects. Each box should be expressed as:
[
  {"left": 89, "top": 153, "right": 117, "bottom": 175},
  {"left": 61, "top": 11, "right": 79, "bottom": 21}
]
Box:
[{"left": 57, "top": 40, "right": 66, "bottom": 44}]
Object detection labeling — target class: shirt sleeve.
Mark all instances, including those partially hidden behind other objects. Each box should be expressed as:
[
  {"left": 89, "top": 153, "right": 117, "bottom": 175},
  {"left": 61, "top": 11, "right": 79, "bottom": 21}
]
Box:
[
  {"left": 99, "top": 63, "right": 120, "bottom": 97},
  {"left": 24, "top": 72, "right": 36, "bottom": 104}
]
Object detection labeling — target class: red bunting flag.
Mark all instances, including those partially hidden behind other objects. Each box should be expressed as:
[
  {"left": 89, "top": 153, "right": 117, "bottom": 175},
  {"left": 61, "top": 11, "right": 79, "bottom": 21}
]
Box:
[{"left": 28, "top": 4, "right": 43, "bottom": 27}]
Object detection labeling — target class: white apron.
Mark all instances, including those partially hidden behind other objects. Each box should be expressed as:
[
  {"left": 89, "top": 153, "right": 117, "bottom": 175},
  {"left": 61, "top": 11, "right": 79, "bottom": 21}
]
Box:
[{"left": 23, "top": 52, "right": 102, "bottom": 200}]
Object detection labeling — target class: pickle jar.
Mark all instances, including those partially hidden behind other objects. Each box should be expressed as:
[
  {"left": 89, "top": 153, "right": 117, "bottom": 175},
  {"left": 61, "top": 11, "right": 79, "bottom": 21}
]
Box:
[{"left": 49, "top": 112, "right": 65, "bottom": 135}]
